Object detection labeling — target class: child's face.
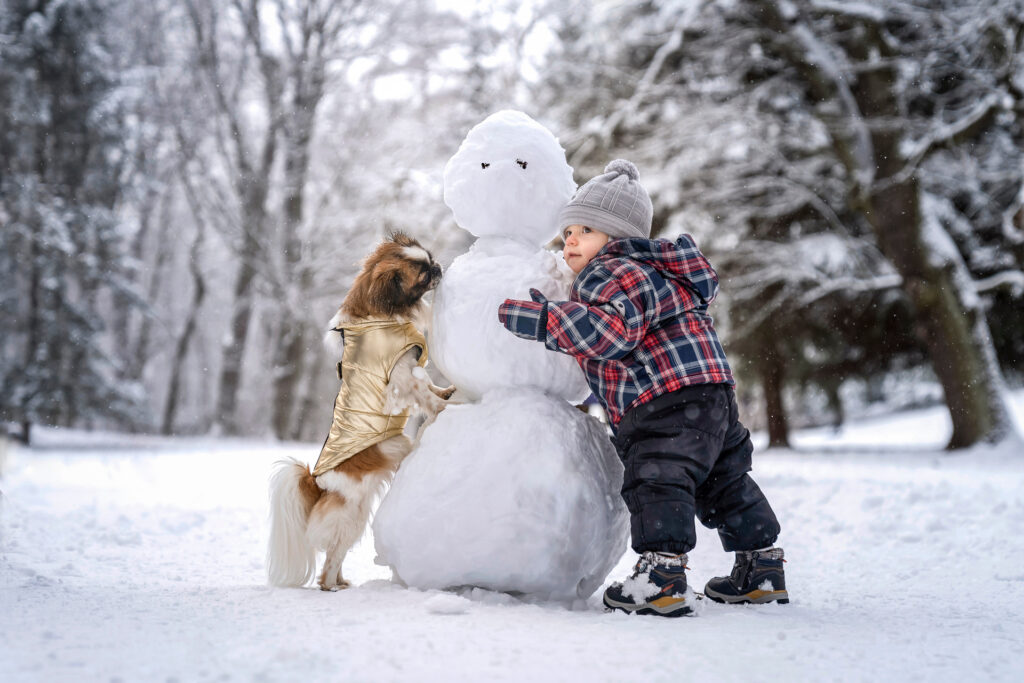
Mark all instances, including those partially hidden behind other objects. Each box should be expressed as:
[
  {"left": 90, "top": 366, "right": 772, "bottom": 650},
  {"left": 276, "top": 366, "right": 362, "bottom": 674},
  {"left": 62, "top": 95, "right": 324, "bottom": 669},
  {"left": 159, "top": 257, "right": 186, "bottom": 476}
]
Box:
[{"left": 562, "top": 224, "right": 610, "bottom": 274}]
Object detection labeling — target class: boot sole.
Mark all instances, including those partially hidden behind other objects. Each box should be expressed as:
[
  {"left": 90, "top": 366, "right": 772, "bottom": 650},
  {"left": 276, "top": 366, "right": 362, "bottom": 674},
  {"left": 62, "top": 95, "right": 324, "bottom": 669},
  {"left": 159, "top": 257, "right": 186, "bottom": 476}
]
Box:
[
  {"left": 603, "top": 594, "right": 694, "bottom": 617},
  {"left": 704, "top": 586, "right": 789, "bottom": 605}
]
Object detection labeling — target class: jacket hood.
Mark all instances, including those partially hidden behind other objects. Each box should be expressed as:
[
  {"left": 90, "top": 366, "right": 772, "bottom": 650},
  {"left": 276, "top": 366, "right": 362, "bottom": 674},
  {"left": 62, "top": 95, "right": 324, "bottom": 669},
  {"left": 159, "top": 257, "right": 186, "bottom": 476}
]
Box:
[{"left": 597, "top": 236, "right": 719, "bottom": 304}]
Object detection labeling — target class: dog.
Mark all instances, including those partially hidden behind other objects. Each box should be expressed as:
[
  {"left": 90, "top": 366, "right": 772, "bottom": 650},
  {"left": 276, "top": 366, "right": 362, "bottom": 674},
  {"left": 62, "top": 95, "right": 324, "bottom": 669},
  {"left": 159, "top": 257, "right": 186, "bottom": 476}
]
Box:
[{"left": 266, "top": 232, "right": 455, "bottom": 590}]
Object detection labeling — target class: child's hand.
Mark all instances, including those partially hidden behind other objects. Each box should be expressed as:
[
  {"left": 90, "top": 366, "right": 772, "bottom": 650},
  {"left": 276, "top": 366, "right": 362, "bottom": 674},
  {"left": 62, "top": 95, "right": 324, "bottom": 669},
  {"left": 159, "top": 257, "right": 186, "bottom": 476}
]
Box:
[
  {"left": 498, "top": 288, "right": 549, "bottom": 342},
  {"left": 526, "top": 288, "right": 548, "bottom": 305}
]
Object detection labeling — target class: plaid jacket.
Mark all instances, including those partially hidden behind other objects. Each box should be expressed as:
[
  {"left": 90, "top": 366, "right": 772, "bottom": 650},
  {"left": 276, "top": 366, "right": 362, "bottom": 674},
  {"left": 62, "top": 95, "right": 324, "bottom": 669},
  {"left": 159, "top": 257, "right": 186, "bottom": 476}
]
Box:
[{"left": 498, "top": 235, "right": 734, "bottom": 428}]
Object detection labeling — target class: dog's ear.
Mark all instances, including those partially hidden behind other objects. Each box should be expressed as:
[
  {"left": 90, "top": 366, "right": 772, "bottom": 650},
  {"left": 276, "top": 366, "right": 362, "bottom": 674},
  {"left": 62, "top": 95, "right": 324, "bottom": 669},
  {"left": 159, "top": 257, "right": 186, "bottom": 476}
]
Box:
[
  {"left": 384, "top": 270, "right": 408, "bottom": 314},
  {"left": 369, "top": 267, "right": 408, "bottom": 316}
]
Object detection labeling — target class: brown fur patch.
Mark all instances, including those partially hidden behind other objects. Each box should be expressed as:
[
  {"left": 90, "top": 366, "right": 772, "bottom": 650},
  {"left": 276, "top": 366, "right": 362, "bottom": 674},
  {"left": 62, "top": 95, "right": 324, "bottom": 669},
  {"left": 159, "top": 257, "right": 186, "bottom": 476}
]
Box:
[
  {"left": 333, "top": 444, "right": 398, "bottom": 482},
  {"left": 341, "top": 231, "right": 439, "bottom": 319},
  {"left": 298, "top": 464, "right": 323, "bottom": 512},
  {"left": 312, "top": 490, "right": 348, "bottom": 516}
]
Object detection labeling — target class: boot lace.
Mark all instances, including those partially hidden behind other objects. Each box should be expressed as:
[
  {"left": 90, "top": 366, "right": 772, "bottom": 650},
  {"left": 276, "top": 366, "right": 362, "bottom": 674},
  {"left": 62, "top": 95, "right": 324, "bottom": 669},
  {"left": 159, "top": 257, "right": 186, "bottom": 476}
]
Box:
[{"left": 633, "top": 551, "right": 688, "bottom": 578}]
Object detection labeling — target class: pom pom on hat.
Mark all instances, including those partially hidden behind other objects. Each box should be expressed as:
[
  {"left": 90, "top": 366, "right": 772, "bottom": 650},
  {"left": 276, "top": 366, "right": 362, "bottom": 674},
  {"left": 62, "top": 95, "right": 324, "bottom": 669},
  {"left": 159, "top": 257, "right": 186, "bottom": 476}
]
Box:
[{"left": 604, "top": 159, "right": 640, "bottom": 181}]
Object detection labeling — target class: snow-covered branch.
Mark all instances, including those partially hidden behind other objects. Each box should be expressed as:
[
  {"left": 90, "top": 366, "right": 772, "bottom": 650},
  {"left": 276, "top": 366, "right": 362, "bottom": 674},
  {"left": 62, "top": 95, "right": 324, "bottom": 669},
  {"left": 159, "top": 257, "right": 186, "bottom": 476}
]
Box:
[
  {"left": 900, "top": 94, "right": 1003, "bottom": 169},
  {"left": 571, "top": 1, "right": 703, "bottom": 165},
  {"left": 975, "top": 270, "right": 1024, "bottom": 295},
  {"left": 808, "top": 0, "right": 889, "bottom": 23},
  {"left": 796, "top": 273, "right": 903, "bottom": 308},
  {"left": 753, "top": 0, "right": 878, "bottom": 193},
  {"left": 788, "top": 23, "right": 874, "bottom": 189}
]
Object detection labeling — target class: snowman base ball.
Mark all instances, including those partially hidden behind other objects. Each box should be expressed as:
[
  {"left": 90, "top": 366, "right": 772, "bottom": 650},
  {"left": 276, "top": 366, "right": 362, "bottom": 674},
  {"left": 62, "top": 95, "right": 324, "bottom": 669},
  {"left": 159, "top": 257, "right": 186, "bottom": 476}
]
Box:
[{"left": 372, "top": 389, "right": 629, "bottom": 601}]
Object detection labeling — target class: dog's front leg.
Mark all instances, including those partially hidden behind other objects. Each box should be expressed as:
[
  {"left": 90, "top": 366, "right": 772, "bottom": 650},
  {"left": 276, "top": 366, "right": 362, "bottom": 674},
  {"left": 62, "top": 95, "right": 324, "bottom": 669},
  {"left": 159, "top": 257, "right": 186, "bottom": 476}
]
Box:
[{"left": 384, "top": 351, "right": 450, "bottom": 418}]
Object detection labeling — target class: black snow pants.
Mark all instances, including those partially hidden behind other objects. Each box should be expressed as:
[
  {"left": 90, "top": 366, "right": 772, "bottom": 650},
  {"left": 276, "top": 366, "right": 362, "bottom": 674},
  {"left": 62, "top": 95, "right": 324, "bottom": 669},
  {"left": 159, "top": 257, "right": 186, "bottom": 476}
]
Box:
[{"left": 612, "top": 383, "right": 781, "bottom": 555}]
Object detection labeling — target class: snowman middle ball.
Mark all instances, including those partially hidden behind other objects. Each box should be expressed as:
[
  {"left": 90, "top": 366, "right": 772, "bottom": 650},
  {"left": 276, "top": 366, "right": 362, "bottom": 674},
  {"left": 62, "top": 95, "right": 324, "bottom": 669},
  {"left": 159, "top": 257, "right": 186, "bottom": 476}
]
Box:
[{"left": 431, "top": 238, "right": 589, "bottom": 401}]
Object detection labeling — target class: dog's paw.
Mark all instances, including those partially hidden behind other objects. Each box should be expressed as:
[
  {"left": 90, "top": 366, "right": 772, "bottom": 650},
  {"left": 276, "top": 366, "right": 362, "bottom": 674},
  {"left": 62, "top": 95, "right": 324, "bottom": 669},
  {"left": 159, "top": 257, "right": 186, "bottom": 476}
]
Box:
[
  {"left": 319, "top": 580, "right": 351, "bottom": 592},
  {"left": 434, "top": 385, "right": 457, "bottom": 400}
]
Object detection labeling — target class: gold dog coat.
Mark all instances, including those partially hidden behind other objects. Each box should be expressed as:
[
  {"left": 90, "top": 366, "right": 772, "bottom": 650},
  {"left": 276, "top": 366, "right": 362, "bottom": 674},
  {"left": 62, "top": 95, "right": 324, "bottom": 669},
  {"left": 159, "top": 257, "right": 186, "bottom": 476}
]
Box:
[{"left": 312, "top": 318, "right": 428, "bottom": 477}]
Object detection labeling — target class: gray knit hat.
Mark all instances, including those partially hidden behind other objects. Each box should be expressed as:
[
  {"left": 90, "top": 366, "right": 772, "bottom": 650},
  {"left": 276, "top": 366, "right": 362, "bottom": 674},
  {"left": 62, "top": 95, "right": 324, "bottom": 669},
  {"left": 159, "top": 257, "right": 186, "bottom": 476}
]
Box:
[{"left": 557, "top": 159, "right": 652, "bottom": 240}]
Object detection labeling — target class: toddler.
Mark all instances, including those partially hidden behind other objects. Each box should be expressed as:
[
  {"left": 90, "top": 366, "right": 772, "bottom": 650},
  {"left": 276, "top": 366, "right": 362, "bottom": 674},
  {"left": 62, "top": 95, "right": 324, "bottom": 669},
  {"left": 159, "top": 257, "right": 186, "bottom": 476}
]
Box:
[{"left": 498, "top": 160, "right": 786, "bottom": 617}]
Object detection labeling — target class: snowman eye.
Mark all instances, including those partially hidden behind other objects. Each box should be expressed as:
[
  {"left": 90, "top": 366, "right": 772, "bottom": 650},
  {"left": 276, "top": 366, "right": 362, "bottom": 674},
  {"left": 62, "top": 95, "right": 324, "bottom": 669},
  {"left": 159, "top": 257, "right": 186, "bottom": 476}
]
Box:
[
  {"left": 516, "top": 159, "right": 528, "bottom": 169},
  {"left": 481, "top": 162, "right": 490, "bottom": 169}
]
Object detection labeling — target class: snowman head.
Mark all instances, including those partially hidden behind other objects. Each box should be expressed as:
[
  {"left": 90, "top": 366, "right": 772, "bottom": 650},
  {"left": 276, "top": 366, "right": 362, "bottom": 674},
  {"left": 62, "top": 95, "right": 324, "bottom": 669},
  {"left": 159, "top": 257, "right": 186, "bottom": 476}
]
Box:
[{"left": 443, "top": 110, "right": 576, "bottom": 245}]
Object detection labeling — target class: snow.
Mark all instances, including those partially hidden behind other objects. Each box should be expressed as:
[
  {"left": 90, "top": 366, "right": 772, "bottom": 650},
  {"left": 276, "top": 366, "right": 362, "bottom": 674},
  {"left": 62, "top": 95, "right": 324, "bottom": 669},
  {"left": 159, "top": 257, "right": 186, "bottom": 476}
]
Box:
[
  {"left": 2, "top": 393, "right": 1023, "bottom": 681},
  {"left": 373, "top": 389, "right": 628, "bottom": 600},
  {"left": 620, "top": 572, "right": 662, "bottom": 603}
]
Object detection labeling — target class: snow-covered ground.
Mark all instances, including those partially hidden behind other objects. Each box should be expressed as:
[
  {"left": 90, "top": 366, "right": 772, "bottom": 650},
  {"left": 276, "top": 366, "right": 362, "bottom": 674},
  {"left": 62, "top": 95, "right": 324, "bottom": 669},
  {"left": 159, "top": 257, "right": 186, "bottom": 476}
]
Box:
[{"left": 2, "top": 393, "right": 1023, "bottom": 682}]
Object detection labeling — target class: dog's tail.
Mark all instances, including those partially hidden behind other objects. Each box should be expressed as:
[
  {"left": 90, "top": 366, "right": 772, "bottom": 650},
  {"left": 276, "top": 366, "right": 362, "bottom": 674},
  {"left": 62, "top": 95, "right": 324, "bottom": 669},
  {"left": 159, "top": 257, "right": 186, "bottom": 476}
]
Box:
[{"left": 266, "top": 457, "right": 321, "bottom": 587}]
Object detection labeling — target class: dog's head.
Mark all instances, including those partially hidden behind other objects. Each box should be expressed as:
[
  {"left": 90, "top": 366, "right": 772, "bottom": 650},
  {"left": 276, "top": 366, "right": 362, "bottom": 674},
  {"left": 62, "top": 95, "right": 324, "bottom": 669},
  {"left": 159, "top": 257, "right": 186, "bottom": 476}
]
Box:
[{"left": 342, "top": 231, "right": 442, "bottom": 319}]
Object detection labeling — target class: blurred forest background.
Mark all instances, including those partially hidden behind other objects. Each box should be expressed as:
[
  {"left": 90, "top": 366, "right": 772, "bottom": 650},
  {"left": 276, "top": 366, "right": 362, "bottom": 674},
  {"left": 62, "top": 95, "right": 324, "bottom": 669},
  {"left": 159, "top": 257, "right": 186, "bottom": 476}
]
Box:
[{"left": 2, "top": 0, "right": 1023, "bottom": 449}]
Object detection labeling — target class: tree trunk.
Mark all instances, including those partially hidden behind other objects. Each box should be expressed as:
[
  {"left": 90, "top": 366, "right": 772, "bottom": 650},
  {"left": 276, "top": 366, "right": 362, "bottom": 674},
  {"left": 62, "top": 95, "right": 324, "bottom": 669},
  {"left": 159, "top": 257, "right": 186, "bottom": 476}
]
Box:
[
  {"left": 761, "top": 339, "right": 790, "bottom": 449},
  {"left": 16, "top": 421, "right": 31, "bottom": 446},
  {"left": 270, "top": 49, "right": 323, "bottom": 438},
  {"left": 858, "top": 57, "right": 1011, "bottom": 448},
  {"left": 213, "top": 188, "right": 267, "bottom": 435},
  {"left": 22, "top": 216, "right": 43, "bottom": 438},
  {"left": 114, "top": 158, "right": 166, "bottom": 376},
  {"left": 164, "top": 180, "right": 208, "bottom": 434},
  {"left": 270, "top": 132, "right": 314, "bottom": 439},
  {"left": 112, "top": 190, "right": 152, "bottom": 360},
  {"left": 185, "top": 0, "right": 277, "bottom": 436},
  {"left": 868, "top": 179, "right": 1011, "bottom": 448},
  {"left": 271, "top": 324, "right": 308, "bottom": 438},
  {"left": 214, "top": 243, "right": 259, "bottom": 435},
  {"left": 823, "top": 378, "right": 844, "bottom": 431},
  {"left": 126, "top": 191, "right": 173, "bottom": 382},
  {"left": 291, "top": 343, "right": 326, "bottom": 441}
]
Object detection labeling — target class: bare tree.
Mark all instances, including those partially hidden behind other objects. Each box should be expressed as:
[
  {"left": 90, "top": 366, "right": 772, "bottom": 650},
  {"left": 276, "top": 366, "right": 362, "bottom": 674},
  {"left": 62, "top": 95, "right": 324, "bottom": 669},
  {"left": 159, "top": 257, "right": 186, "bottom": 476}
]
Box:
[
  {"left": 181, "top": 0, "right": 283, "bottom": 434},
  {"left": 258, "top": 0, "right": 358, "bottom": 440}
]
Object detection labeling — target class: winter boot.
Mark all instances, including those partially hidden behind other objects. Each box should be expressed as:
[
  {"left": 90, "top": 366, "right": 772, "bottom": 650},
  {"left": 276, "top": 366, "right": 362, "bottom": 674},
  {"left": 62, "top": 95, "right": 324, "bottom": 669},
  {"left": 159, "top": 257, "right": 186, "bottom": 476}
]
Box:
[
  {"left": 602, "top": 551, "right": 693, "bottom": 617},
  {"left": 704, "top": 547, "right": 789, "bottom": 604}
]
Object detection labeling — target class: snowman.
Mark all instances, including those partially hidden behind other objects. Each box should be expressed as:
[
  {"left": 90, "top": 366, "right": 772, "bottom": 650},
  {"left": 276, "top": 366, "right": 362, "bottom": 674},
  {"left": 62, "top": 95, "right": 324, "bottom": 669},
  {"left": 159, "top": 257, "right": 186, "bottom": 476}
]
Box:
[{"left": 372, "top": 111, "right": 629, "bottom": 601}]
